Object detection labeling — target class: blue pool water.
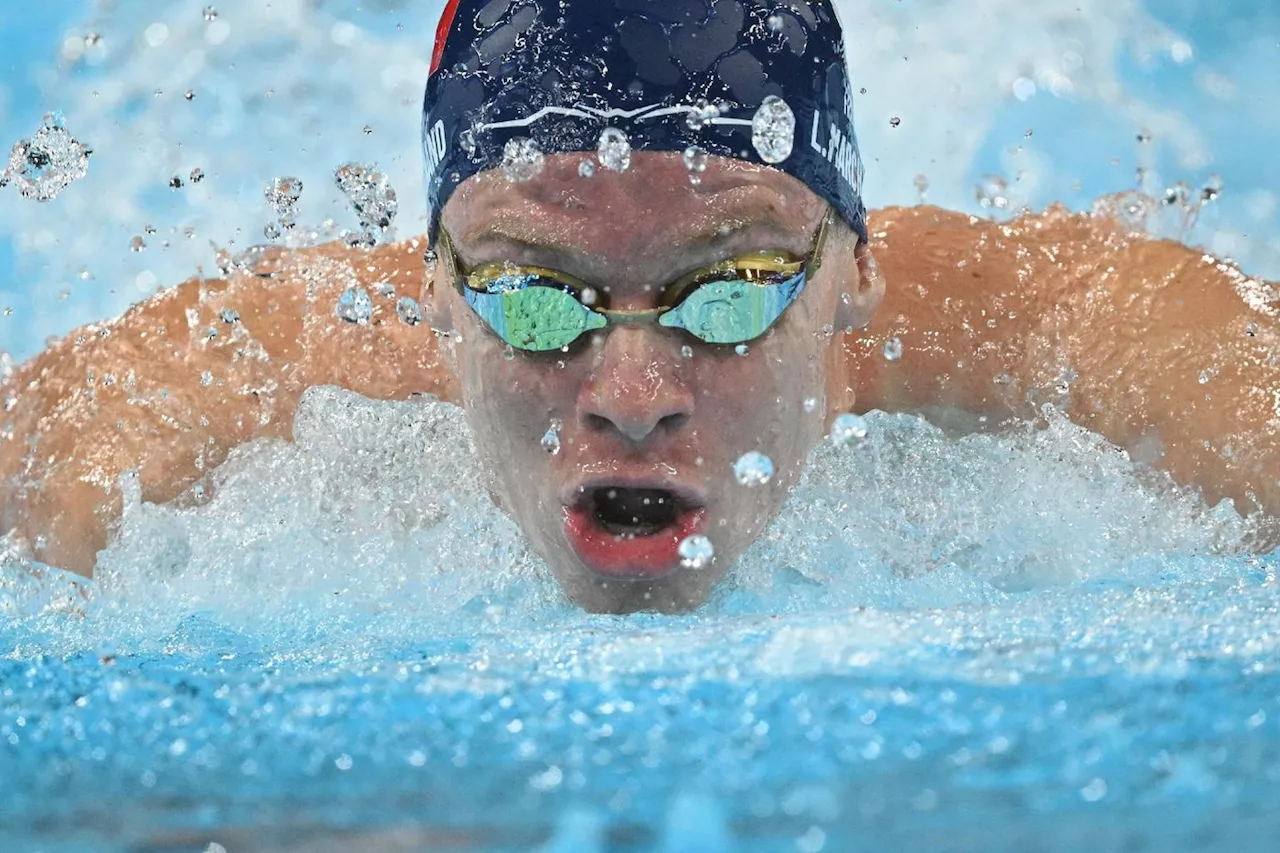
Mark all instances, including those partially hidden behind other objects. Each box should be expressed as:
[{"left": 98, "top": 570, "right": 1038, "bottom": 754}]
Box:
[
  {"left": 4, "top": 391, "right": 1279, "bottom": 851},
  {"left": 3, "top": 1, "right": 1280, "bottom": 851}
]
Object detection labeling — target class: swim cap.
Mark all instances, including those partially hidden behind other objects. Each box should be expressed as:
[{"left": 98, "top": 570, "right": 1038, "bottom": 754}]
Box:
[{"left": 422, "top": 0, "right": 867, "bottom": 241}]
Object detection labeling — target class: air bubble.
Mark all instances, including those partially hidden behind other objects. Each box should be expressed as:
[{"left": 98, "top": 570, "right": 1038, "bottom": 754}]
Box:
[
  {"left": 734, "top": 452, "right": 774, "bottom": 487},
  {"left": 597, "top": 128, "right": 631, "bottom": 173},
  {"left": 396, "top": 296, "right": 422, "bottom": 327},
  {"left": 829, "top": 413, "right": 869, "bottom": 447},
  {"left": 335, "top": 286, "right": 373, "bottom": 324},
  {"left": 883, "top": 337, "right": 904, "bottom": 361},
  {"left": 752, "top": 96, "right": 795, "bottom": 164},
  {"left": 502, "top": 138, "right": 544, "bottom": 183},
  {"left": 678, "top": 535, "right": 715, "bottom": 570}
]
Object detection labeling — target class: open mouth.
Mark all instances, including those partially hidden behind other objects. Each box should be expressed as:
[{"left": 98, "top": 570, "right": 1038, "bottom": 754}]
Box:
[
  {"left": 589, "top": 487, "right": 682, "bottom": 537},
  {"left": 563, "top": 483, "right": 708, "bottom": 580}
]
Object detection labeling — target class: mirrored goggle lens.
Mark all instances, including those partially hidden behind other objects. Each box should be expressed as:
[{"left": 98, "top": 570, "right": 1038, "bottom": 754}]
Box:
[
  {"left": 464, "top": 283, "right": 606, "bottom": 352},
  {"left": 658, "top": 273, "right": 807, "bottom": 345},
  {"left": 465, "top": 271, "right": 807, "bottom": 351}
]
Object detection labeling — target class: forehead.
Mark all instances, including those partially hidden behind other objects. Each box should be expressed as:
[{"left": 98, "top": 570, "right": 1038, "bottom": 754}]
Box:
[{"left": 440, "top": 152, "right": 827, "bottom": 254}]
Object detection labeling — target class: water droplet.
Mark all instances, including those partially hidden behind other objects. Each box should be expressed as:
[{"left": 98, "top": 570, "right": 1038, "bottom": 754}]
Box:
[
  {"left": 889, "top": 116, "right": 902, "bottom": 128},
  {"left": 334, "top": 163, "right": 397, "bottom": 245},
  {"left": 202, "top": 6, "right": 218, "bottom": 21},
  {"left": 580, "top": 287, "right": 598, "bottom": 306},
  {"left": 184, "top": 90, "right": 195, "bottom": 101},
  {"left": 502, "top": 344, "right": 516, "bottom": 361},
  {"left": 459, "top": 128, "right": 477, "bottom": 158},
  {"left": 734, "top": 451, "right": 774, "bottom": 487},
  {"left": 683, "top": 145, "right": 708, "bottom": 183},
  {"left": 913, "top": 174, "right": 929, "bottom": 202},
  {"left": 1136, "top": 130, "right": 1152, "bottom": 144},
  {"left": 169, "top": 175, "right": 185, "bottom": 189},
  {"left": 220, "top": 308, "right": 240, "bottom": 324},
  {"left": 829, "top": 413, "right": 869, "bottom": 447},
  {"left": 686, "top": 99, "right": 721, "bottom": 131},
  {"left": 804, "top": 397, "right": 819, "bottom": 414},
  {"left": 540, "top": 420, "right": 562, "bottom": 455},
  {"left": 424, "top": 248, "right": 439, "bottom": 266},
  {"left": 189, "top": 167, "right": 204, "bottom": 184},
  {"left": 752, "top": 96, "right": 795, "bottom": 164},
  {"left": 578, "top": 159, "right": 596, "bottom": 178},
  {"left": 263, "top": 177, "right": 302, "bottom": 231},
  {"left": 502, "top": 137, "right": 544, "bottom": 182},
  {"left": 678, "top": 535, "right": 715, "bottom": 570},
  {"left": 4, "top": 119, "right": 91, "bottom": 202},
  {"left": 200, "top": 370, "right": 214, "bottom": 387},
  {"left": 1198, "top": 368, "right": 1217, "bottom": 385},
  {"left": 681, "top": 345, "right": 694, "bottom": 360},
  {"left": 335, "top": 285, "right": 373, "bottom": 324},
  {"left": 396, "top": 296, "right": 422, "bottom": 327},
  {"left": 883, "top": 337, "right": 904, "bottom": 361},
  {"left": 1201, "top": 174, "right": 1223, "bottom": 204},
  {"left": 130, "top": 235, "right": 145, "bottom": 252},
  {"left": 597, "top": 128, "right": 631, "bottom": 173}
]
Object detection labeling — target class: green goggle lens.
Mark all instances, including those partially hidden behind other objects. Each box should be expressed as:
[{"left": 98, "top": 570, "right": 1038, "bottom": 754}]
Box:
[
  {"left": 464, "top": 271, "right": 806, "bottom": 353},
  {"left": 464, "top": 279, "right": 607, "bottom": 352}
]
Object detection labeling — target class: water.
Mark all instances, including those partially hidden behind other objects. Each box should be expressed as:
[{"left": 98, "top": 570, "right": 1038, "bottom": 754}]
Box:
[
  {"left": 3, "top": 388, "right": 1277, "bottom": 851},
  {"left": 2, "top": 1, "right": 1280, "bottom": 850}
]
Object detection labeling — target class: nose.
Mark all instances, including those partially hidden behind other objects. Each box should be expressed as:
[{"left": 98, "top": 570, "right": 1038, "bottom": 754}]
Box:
[{"left": 578, "top": 327, "right": 694, "bottom": 443}]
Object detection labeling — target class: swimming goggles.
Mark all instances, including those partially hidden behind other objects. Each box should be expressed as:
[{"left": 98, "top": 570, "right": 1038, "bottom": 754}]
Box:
[{"left": 438, "top": 209, "right": 832, "bottom": 353}]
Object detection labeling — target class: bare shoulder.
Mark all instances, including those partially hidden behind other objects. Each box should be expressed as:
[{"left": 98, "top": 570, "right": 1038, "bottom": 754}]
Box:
[{"left": 0, "top": 237, "right": 457, "bottom": 576}]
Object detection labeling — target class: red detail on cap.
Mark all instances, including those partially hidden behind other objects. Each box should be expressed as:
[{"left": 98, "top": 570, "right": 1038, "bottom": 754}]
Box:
[{"left": 430, "top": 0, "right": 463, "bottom": 77}]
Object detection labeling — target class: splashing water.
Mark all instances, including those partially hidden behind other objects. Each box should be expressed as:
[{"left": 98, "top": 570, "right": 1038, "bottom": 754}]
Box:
[
  {"left": 2, "top": 113, "right": 91, "bottom": 202},
  {"left": 541, "top": 420, "right": 563, "bottom": 456},
  {"left": 751, "top": 96, "right": 796, "bottom": 164},
  {"left": 685, "top": 99, "right": 721, "bottom": 131},
  {"left": 829, "top": 412, "right": 870, "bottom": 447},
  {"left": 596, "top": 128, "right": 631, "bottom": 173},
  {"left": 733, "top": 451, "right": 774, "bottom": 487},
  {"left": 334, "top": 285, "right": 372, "bottom": 324},
  {"left": 264, "top": 176, "right": 303, "bottom": 231},
  {"left": 333, "top": 163, "right": 397, "bottom": 247},
  {"left": 2, "top": 390, "right": 1277, "bottom": 851},
  {"left": 502, "top": 137, "right": 545, "bottom": 182},
  {"left": 396, "top": 295, "right": 422, "bottom": 327},
  {"left": 678, "top": 534, "right": 716, "bottom": 570}
]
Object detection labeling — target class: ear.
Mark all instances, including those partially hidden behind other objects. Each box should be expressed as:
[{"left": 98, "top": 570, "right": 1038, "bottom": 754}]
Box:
[{"left": 834, "top": 241, "right": 886, "bottom": 331}]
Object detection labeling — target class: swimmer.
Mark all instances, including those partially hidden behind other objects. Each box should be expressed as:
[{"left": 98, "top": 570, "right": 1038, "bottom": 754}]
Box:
[{"left": 1, "top": 0, "right": 1276, "bottom": 613}]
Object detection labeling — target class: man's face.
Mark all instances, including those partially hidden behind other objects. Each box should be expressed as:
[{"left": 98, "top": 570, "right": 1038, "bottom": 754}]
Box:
[{"left": 435, "top": 153, "right": 874, "bottom": 612}]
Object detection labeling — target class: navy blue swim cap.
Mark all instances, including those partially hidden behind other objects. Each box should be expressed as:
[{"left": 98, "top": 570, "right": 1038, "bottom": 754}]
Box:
[{"left": 422, "top": 0, "right": 868, "bottom": 242}]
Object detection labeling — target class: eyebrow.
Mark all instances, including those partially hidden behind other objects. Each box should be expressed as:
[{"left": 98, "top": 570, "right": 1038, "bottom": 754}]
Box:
[{"left": 456, "top": 203, "right": 808, "bottom": 285}]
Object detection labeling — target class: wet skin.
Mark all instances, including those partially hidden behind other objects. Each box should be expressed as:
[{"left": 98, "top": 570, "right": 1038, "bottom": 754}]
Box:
[
  {"left": 434, "top": 154, "right": 880, "bottom": 611},
  {"left": 1, "top": 153, "right": 1277, "bottom": 612}
]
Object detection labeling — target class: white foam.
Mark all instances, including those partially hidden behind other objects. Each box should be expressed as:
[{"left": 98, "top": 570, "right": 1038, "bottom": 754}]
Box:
[{"left": 3, "top": 387, "right": 1259, "bottom": 662}]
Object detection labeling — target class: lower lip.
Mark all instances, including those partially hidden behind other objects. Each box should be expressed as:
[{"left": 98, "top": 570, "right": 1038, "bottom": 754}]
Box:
[{"left": 563, "top": 505, "right": 708, "bottom": 580}]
